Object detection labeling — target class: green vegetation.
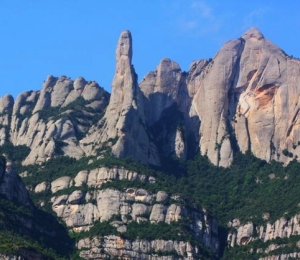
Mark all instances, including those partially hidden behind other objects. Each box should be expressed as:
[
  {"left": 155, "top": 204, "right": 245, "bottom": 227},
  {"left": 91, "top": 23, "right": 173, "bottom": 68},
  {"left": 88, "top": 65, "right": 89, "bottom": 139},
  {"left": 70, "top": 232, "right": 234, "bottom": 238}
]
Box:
[
  {"left": 0, "top": 142, "right": 31, "bottom": 162},
  {"left": 282, "top": 148, "right": 293, "bottom": 157},
  {"left": 21, "top": 148, "right": 300, "bottom": 230},
  {"left": 71, "top": 220, "right": 118, "bottom": 241},
  {"left": 0, "top": 195, "right": 74, "bottom": 259},
  {"left": 122, "top": 220, "right": 191, "bottom": 241}
]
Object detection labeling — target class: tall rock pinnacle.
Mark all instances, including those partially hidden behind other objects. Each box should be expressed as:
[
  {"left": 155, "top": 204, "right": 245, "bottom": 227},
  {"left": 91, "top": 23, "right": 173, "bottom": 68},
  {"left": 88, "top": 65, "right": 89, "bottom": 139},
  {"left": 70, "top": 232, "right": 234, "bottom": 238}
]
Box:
[
  {"left": 82, "top": 30, "right": 159, "bottom": 165},
  {"left": 102, "top": 30, "right": 136, "bottom": 139}
]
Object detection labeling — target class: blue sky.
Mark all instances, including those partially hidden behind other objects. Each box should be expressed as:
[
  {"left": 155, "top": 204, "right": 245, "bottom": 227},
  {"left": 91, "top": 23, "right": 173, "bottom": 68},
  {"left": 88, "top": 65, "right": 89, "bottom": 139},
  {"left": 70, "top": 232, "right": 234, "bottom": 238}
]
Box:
[{"left": 0, "top": 1, "right": 299, "bottom": 98}]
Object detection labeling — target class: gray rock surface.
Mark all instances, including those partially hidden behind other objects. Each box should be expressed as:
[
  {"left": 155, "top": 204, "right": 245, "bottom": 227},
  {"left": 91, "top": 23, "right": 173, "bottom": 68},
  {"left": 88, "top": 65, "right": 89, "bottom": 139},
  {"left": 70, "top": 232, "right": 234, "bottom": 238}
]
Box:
[
  {"left": 34, "top": 181, "right": 47, "bottom": 193},
  {"left": 259, "top": 253, "right": 300, "bottom": 260},
  {"left": 189, "top": 27, "right": 300, "bottom": 166},
  {"left": 0, "top": 255, "right": 24, "bottom": 260},
  {"left": 228, "top": 213, "right": 300, "bottom": 248},
  {"left": 51, "top": 176, "right": 72, "bottom": 193},
  {"left": 156, "top": 191, "right": 168, "bottom": 202},
  {"left": 35, "top": 164, "right": 220, "bottom": 256},
  {"left": 140, "top": 58, "right": 183, "bottom": 126},
  {"left": 0, "top": 75, "right": 109, "bottom": 165}
]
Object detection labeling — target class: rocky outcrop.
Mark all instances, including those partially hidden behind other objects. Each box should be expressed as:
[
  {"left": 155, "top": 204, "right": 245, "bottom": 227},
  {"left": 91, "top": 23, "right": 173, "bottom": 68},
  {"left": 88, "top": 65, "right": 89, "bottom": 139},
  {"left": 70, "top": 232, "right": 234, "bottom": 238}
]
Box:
[
  {"left": 191, "top": 37, "right": 243, "bottom": 166},
  {"left": 139, "top": 58, "right": 188, "bottom": 160},
  {"left": 0, "top": 255, "right": 23, "bottom": 260},
  {"left": 52, "top": 188, "right": 191, "bottom": 230},
  {"left": 2, "top": 28, "right": 300, "bottom": 167},
  {"left": 136, "top": 28, "right": 300, "bottom": 166},
  {"left": 139, "top": 27, "right": 300, "bottom": 166},
  {"left": 227, "top": 215, "right": 300, "bottom": 259},
  {"left": 34, "top": 166, "right": 155, "bottom": 195},
  {"left": 33, "top": 165, "right": 219, "bottom": 257},
  {"left": 0, "top": 76, "right": 109, "bottom": 165},
  {"left": 228, "top": 214, "right": 300, "bottom": 247},
  {"left": 140, "top": 58, "right": 183, "bottom": 126},
  {"left": 78, "top": 236, "right": 198, "bottom": 259},
  {"left": 0, "top": 95, "right": 14, "bottom": 146}
]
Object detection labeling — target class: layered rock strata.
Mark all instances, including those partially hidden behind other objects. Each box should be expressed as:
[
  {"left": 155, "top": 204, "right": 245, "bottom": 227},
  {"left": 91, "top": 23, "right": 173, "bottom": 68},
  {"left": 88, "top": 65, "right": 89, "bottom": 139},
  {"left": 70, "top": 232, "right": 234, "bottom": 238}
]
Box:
[{"left": 78, "top": 236, "right": 199, "bottom": 259}]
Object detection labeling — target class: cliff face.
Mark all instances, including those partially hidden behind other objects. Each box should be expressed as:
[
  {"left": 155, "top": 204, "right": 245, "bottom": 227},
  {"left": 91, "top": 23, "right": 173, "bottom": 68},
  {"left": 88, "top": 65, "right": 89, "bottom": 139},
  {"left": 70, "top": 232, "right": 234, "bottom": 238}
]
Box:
[
  {"left": 187, "top": 28, "right": 300, "bottom": 166},
  {"left": 227, "top": 214, "right": 300, "bottom": 259},
  {"left": 33, "top": 165, "right": 219, "bottom": 259},
  {"left": 90, "top": 27, "right": 300, "bottom": 167},
  {"left": 0, "top": 160, "right": 32, "bottom": 208}
]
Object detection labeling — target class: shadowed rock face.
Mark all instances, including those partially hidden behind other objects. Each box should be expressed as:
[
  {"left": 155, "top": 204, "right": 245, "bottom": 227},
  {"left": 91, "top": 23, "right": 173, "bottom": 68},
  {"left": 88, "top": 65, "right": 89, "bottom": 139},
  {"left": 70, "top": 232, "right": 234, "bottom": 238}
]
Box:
[
  {"left": 140, "top": 58, "right": 183, "bottom": 126},
  {"left": 0, "top": 158, "right": 32, "bottom": 207}
]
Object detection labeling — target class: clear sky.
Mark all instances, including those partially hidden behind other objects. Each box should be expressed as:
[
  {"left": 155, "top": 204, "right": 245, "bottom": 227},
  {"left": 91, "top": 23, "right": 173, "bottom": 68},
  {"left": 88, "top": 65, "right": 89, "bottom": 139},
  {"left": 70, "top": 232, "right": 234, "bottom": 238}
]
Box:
[{"left": 0, "top": 1, "right": 299, "bottom": 99}]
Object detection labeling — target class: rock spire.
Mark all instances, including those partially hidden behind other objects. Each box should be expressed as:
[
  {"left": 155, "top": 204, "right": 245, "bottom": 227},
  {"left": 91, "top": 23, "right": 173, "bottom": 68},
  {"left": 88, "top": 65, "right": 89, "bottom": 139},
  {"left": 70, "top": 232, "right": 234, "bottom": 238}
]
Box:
[{"left": 82, "top": 30, "right": 159, "bottom": 165}]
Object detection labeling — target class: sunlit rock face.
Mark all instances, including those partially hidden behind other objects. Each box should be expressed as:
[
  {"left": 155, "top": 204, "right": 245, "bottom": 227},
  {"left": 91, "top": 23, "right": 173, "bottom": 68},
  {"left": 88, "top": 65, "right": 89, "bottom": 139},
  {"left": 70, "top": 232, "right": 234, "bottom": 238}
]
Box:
[
  {"left": 187, "top": 27, "right": 300, "bottom": 166},
  {"left": 0, "top": 75, "right": 109, "bottom": 165}
]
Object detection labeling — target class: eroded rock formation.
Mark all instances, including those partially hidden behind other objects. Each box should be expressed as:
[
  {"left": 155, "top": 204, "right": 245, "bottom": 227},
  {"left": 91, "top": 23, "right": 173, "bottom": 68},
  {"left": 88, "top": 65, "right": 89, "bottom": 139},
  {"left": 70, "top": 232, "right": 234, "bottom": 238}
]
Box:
[{"left": 0, "top": 76, "right": 109, "bottom": 165}]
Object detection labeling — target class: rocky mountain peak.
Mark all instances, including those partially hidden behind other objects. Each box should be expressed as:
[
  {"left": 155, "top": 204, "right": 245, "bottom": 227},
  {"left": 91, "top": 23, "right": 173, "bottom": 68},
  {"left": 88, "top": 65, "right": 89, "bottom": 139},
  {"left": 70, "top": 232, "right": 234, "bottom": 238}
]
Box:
[
  {"left": 140, "top": 58, "right": 183, "bottom": 126},
  {"left": 73, "top": 76, "right": 87, "bottom": 93},
  {"left": 0, "top": 94, "right": 14, "bottom": 111},
  {"left": 241, "top": 27, "right": 264, "bottom": 40}
]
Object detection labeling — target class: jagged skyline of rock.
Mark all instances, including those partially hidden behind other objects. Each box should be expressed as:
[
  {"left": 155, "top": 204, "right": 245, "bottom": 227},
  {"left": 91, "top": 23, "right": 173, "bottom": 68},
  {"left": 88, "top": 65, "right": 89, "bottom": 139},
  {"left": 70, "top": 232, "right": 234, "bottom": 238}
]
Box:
[
  {"left": 1, "top": 27, "right": 300, "bottom": 168},
  {"left": 1, "top": 1, "right": 299, "bottom": 99}
]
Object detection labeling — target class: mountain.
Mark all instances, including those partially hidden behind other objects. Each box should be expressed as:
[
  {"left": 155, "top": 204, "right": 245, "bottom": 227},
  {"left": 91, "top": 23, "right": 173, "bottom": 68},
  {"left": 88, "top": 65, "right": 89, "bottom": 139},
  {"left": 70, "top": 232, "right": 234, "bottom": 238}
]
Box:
[{"left": 1, "top": 28, "right": 300, "bottom": 259}]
